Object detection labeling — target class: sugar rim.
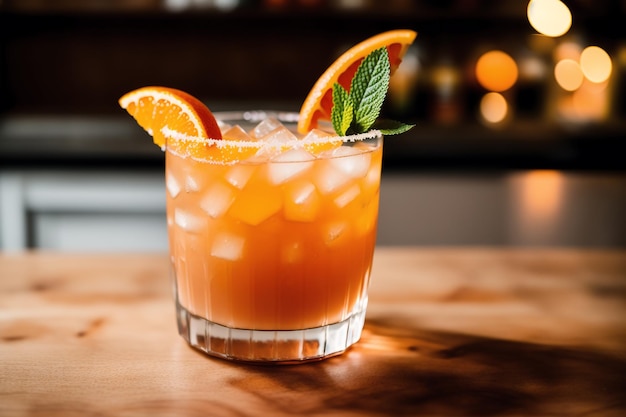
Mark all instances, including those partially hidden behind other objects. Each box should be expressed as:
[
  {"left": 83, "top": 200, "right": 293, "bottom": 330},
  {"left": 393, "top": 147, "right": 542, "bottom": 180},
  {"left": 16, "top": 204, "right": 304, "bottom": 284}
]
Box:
[
  {"left": 160, "top": 111, "right": 382, "bottom": 164},
  {"left": 161, "top": 126, "right": 382, "bottom": 149}
]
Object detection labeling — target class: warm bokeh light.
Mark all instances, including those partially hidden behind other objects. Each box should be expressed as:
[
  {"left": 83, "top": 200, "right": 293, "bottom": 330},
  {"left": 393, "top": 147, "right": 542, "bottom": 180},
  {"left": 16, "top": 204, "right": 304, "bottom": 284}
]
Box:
[
  {"left": 475, "top": 50, "right": 518, "bottom": 92},
  {"left": 509, "top": 170, "right": 564, "bottom": 245},
  {"left": 519, "top": 170, "right": 564, "bottom": 220},
  {"left": 527, "top": 0, "right": 572, "bottom": 37},
  {"left": 580, "top": 46, "right": 612, "bottom": 83},
  {"left": 519, "top": 55, "right": 547, "bottom": 81},
  {"left": 572, "top": 80, "right": 610, "bottom": 121},
  {"left": 557, "top": 78, "right": 610, "bottom": 123},
  {"left": 554, "top": 59, "right": 584, "bottom": 91},
  {"left": 431, "top": 64, "right": 460, "bottom": 94},
  {"left": 480, "top": 92, "right": 508, "bottom": 124},
  {"left": 554, "top": 41, "right": 582, "bottom": 62},
  {"left": 618, "top": 45, "right": 626, "bottom": 66}
]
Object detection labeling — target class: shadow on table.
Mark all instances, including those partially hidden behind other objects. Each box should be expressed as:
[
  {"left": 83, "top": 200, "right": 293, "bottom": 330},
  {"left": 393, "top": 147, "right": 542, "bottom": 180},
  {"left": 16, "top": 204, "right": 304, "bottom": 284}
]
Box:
[{"left": 229, "top": 317, "right": 626, "bottom": 416}]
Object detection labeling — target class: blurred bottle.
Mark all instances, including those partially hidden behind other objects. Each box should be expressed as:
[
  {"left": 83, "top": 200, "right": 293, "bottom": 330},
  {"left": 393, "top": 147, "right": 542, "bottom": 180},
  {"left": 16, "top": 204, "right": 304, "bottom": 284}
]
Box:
[
  {"left": 428, "top": 58, "right": 463, "bottom": 125},
  {"left": 515, "top": 46, "right": 549, "bottom": 120},
  {"left": 387, "top": 45, "right": 420, "bottom": 121}
]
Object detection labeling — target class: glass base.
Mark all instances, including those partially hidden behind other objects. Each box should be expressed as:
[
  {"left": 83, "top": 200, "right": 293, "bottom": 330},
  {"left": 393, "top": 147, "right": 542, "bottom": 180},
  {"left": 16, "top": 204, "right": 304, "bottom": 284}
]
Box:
[{"left": 175, "top": 299, "right": 367, "bottom": 364}]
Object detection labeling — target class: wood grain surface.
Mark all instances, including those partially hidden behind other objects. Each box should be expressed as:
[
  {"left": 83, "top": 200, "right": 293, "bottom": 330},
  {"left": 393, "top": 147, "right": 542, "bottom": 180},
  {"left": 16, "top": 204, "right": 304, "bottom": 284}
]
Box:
[{"left": 1, "top": 248, "right": 625, "bottom": 416}]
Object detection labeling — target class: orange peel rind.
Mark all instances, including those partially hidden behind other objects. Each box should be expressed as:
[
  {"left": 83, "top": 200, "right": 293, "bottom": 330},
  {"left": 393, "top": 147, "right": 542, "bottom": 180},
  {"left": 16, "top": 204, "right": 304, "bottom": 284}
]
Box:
[{"left": 297, "top": 29, "right": 417, "bottom": 134}]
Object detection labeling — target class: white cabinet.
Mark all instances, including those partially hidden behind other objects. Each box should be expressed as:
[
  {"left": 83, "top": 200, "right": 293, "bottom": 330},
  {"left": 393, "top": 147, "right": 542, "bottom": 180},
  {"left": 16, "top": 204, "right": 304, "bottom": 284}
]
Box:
[{"left": 0, "top": 171, "right": 168, "bottom": 251}]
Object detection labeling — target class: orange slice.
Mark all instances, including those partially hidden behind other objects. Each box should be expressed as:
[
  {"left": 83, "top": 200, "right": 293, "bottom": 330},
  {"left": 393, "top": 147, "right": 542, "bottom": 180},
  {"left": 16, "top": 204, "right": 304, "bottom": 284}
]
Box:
[
  {"left": 120, "top": 86, "right": 254, "bottom": 163},
  {"left": 119, "top": 86, "right": 221, "bottom": 147},
  {"left": 297, "top": 29, "right": 417, "bottom": 135}
]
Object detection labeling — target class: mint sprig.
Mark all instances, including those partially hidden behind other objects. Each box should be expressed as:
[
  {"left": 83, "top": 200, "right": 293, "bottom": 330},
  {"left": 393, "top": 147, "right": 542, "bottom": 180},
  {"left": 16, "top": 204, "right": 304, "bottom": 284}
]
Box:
[
  {"left": 332, "top": 84, "right": 354, "bottom": 136},
  {"left": 331, "top": 47, "right": 415, "bottom": 136}
]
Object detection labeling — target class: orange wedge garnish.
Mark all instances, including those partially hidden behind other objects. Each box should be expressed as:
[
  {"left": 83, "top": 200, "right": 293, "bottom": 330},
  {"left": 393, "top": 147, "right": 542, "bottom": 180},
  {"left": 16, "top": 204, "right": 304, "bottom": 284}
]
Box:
[
  {"left": 297, "top": 29, "right": 417, "bottom": 135},
  {"left": 119, "top": 86, "right": 221, "bottom": 147},
  {"left": 120, "top": 86, "right": 249, "bottom": 162}
]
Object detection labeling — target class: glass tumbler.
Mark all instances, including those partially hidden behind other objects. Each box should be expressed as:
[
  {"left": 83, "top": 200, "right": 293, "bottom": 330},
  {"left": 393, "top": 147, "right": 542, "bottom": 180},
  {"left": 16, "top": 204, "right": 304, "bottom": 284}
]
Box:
[{"left": 166, "top": 111, "right": 383, "bottom": 363}]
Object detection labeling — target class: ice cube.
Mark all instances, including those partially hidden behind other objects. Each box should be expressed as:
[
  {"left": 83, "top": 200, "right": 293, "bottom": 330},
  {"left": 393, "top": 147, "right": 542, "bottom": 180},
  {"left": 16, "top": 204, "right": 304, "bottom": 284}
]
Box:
[
  {"left": 302, "top": 129, "right": 342, "bottom": 155},
  {"left": 223, "top": 125, "right": 253, "bottom": 142},
  {"left": 361, "top": 163, "right": 382, "bottom": 198},
  {"left": 314, "top": 164, "right": 351, "bottom": 194},
  {"left": 224, "top": 165, "right": 256, "bottom": 189},
  {"left": 302, "top": 128, "right": 333, "bottom": 142},
  {"left": 200, "top": 182, "right": 235, "bottom": 218},
  {"left": 174, "top": 208, "right": 204, "bottom": 233},
  {"left": 252, "top": 117, "right": 283, "bottom": 138},
  {"left": 227, "top": 184, "right": 283, "bottom": 225},
  {"left": 165, "top": 172, "right": 182, "bottom": 198},
  {"left": 256, "top": 126, "right": 298, "bottom": 159},
  {"left": 211, "top": 232, "right": 245, "bottom": 261},
  {"left": 217, "top": 119, "right": 232, "bottom": 131},
  {"left": 284, "top": 180, "right": 320, "bottom": 222},
  {"left": 291, "top": 181, "right": 316, "bottom": 204},
  {"left": 325, "top": 222, "right": 348, "bottom": 246},
  {"left": 261, "top": 125, "right": 297, "bottom": 142},
  {"left": 355, "top": 202, "right": 378, "bottom": 236},
  {"left": 267, "top": 148, "right": 315, "bottom": 185},
  {"left": 328, "top": 146, "right": 371, "bottom": 178},
  {"left": 166, "top": 172, "right": 181, "bottom": 198},
  {"left": 185, "top": 175, "right": 200, "bottom": 192},
  {"left": 334, "top": 184, "right": 361, "bottom": 208}
]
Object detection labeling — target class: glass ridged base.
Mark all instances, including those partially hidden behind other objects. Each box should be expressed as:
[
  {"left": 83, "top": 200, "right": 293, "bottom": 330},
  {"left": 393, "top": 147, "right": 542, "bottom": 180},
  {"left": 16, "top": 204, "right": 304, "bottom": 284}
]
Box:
[{"left": 175, "top": 299, "right": 367, "bottom": 364}]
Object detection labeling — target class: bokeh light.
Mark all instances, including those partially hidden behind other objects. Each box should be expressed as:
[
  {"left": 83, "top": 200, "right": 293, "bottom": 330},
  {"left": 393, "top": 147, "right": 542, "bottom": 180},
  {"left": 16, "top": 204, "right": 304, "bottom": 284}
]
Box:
[
  {"left": 521, "top": 170, "right": 563, "bottom": 218},
  {"left": 554, "top": 59, "right": 584, "bottom": 91},
  {"left": 580, "top": 46, "right": 612, "bottom": 83},
  {"left": 527, "top": 0, "right": 572, "bottom": 37},
  {"left": 510, "top": 170, "right": 565, "bottom": 246},
  {"left": 557, "top": 78, "right": 610, "bottom": 123},
  {"left": 572, "top": 81, "right": 610, "bottom": 121},
  {"left": 518, "top": 55, "right": 547, "bottom": 81},
  {"left": 554, "top": 41, "right": 582, "bottom": 62},
  {"left": 475, "top": 51, "right": 518, "bottom": 92},
  {"left": 618, "top": 45, "right": 626, "bottom": 67},
  {"left": 480, "top": 92, "right": 508, "bottom": 124}
]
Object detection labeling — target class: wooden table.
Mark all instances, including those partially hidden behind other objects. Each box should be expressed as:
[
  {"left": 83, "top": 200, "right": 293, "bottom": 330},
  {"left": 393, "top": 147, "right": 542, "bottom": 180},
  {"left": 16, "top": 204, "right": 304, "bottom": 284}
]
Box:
[{"left": 1, "top": 248, "right": 625, "bottom": 416}]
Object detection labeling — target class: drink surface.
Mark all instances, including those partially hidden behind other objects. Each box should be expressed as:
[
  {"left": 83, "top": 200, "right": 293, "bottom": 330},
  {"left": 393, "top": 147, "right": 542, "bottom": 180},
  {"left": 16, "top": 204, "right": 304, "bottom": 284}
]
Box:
[{"left": 166, "top": 117, "right": 383, "bottom": 330}]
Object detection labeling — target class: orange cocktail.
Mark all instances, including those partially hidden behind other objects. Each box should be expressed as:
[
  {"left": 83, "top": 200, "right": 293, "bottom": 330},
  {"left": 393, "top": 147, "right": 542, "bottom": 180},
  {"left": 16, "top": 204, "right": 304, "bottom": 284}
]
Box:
[
  {"left": 119, "top": 30, "right": 417, "bottom": 362},
  {"left": 166, "top": 113, "right": 382, "bottom": 361}
]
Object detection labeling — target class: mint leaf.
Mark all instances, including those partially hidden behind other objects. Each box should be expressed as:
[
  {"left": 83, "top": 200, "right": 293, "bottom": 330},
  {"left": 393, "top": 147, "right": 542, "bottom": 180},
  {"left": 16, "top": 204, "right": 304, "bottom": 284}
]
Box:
[
  {"left": 350, "top": 47, "right": 390, "bottom": 133},
  {"left": 331, "top": 83, "right": 354, "bottom": 136},
  {"left": 329, "top": 47, "right": 414, "bottom": 137},
  {"left": 372, "top": 119, "right": 415, "bottom": 135}
]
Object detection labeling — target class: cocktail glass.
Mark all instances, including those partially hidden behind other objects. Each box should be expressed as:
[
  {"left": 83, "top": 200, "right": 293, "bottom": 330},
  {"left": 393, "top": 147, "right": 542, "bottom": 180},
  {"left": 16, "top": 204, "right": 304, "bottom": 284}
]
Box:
[{"left": 167, "top": 111, "right": 383, "bottom": 363}]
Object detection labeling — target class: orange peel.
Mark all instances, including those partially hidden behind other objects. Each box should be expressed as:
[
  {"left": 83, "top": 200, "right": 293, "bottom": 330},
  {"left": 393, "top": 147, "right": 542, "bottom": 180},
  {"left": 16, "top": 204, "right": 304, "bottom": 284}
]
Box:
[{"left": 297, "top": 29, "right": 417, "bottom": 134}]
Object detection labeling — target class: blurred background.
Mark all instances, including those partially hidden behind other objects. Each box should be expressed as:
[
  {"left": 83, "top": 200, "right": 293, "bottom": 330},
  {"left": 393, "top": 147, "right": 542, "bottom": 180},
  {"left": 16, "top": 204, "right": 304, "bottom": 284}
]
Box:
[{"left": 0, "top": 0, "right": 624, "bottom": 251}]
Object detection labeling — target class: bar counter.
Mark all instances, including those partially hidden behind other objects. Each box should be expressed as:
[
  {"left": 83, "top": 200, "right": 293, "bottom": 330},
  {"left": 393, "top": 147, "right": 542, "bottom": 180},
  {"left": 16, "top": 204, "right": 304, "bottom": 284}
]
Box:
[{"left": 1, "top": 248, "right": 625, "bottom": 416}]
